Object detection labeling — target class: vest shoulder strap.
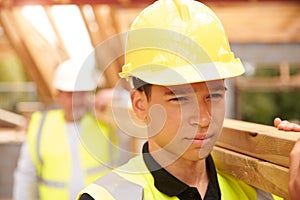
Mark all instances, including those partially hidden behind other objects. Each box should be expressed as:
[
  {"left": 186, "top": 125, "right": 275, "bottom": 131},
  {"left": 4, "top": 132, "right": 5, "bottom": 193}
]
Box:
[
  {"left": 95, "top": 171, "right": 144, "bottom": 200},
  {"left": 36, "top": 111, "right": 48, "bottom": 166}
]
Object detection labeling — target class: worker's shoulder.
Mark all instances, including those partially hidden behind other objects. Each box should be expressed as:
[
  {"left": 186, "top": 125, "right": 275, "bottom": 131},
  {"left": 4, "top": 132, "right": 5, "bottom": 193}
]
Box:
[
  {"left": 30, "top": 109, "right": 62, "bottom": 119},
  {"left": 78, "top": 156, "right": 147, "bottom": 200},
  {"left": 97, "top": 155, "right": 149, "bottom": 186}
]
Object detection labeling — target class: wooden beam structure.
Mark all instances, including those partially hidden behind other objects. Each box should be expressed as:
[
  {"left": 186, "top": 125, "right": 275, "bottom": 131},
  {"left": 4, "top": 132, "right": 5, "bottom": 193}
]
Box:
[
  {"left": 209, "top": 1, "right": 300, "bottom": 43},
  {"left": 0, "top": 1, "right": 300, "bottom": 104},
  {"left": 0, "top": 6, "right": 71, "bottom": 105},
  {"left": 1, "top": 1, "right": 300, "bottom": 44},
  {"left": 1, "top": 0, "right": 300, "bottom": 6},
  {"left": 90, "top": 5, "right": 123, "bottom": 88},
  {"left": 0, "top": 8, "right": 55, "bottom": 104},
  {"left": 1, "top": 0, "right": 151, "bottom": 7}
]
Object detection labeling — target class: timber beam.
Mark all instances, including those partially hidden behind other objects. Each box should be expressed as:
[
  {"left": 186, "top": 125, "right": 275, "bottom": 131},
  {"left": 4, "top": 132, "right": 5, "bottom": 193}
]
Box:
[{"left": 213, "top": 118, "right": 300, "bottom": 199}]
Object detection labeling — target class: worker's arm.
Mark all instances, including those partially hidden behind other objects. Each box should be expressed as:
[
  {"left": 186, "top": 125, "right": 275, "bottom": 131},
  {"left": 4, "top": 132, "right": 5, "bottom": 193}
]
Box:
[
  {"left": 13, "top": 141, "right": 38, "bottom": 200},
  {"left": 274, "top": 117, "right": 300, "bottom": 132},
  {"left": 289, "top": 138, "right": 300, "bottom": 200},
  {"left": 94, "top": 88, "right": 115, "bottom": 112},
  {"left": 274, "top": 117, "right": 300, "bottom": 200}
]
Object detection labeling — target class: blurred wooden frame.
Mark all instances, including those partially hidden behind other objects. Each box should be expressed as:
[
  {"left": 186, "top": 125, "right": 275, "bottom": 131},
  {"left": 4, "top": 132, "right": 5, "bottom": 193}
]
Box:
[
  {"left": 0, "top": 7, "right": 68, "bottom": 105},
  {"left": 1, "top": 1, "right": 300, "bottom": 104}
]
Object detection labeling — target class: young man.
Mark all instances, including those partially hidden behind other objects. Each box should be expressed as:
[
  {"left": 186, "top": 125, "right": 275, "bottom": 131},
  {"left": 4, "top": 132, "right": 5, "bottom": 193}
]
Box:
[
  {"left": 78, "top": 0, "right": 277, "bottom": 199},
  {"left": 13, "top": 60, "right": 119, "bottom": 200}
]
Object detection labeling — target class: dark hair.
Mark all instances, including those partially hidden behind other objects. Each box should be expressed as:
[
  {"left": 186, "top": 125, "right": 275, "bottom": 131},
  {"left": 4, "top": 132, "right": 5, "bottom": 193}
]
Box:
[{"left": 132, "top": 77, "right": 152, "bottom": 100}]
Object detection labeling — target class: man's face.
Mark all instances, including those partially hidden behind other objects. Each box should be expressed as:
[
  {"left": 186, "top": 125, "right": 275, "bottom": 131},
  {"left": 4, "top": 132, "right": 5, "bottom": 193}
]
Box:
[
  {"left": 132, "top": 80, "right": 226, "bottom": 162},
  {"left": 56, "top": 91, "right": 91, "bottom": 121}
]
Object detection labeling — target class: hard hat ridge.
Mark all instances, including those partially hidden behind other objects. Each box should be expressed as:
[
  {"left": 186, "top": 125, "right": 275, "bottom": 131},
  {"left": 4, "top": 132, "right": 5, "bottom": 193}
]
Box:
[{"left": 172, "top": 0, "right": 191, "bottom": 21}]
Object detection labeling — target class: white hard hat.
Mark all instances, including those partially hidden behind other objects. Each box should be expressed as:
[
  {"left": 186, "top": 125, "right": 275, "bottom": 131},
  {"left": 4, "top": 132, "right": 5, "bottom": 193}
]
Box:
[{"left": 53, "top": 59, "right": 97, "bottom": 92}]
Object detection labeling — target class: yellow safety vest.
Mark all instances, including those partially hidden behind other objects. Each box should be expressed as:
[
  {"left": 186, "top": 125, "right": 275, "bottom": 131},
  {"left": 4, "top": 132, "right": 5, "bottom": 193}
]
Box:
[
  {"left": 27, "top": 110, "right": 118, "bottom": 200},
  {"left": 79, "top": 155, "right": 283, "bottom": 200}
]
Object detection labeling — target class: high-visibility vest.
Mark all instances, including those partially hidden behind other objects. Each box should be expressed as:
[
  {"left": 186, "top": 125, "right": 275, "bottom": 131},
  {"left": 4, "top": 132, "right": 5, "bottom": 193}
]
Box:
[
  {"left": 27, "top": 110, "right": 118, "bottom": 200},
  {"left": 79, "top": 155, "right": 282, "bottom": 200}
]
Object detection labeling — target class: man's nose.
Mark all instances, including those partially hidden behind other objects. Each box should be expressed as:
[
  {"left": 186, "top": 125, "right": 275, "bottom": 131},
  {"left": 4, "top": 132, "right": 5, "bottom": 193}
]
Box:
[{"left": 188, "top": 102, "right": 211, "bottom": 128}]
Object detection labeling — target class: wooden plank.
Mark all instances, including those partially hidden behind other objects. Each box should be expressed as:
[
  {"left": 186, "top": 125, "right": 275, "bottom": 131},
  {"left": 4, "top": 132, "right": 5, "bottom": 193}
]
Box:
[
  {"left": 209, "top": 2, "right": 300, "bottom": 43},
  {"left": 44, "top": 6, "right": 70, "bottom": 62},
  {"left": 217, "top": 118, "right": 300, "bottom": 168},
  {"left": 0, "top": 0, "right": 152, "bottom": 7},
  {"left": 92, "top": 5, "right": 123, "bottom": 88},
  {"left": 0, "top": 128, "right": 25, "bottom": 144},
  {"left": 79, "top": 5, "right": 104, "bottom": 48},
  {"left": 0, "top": 109, "right": 27, "bottom": 128},
  {"left": 11, "top": 8, "right": 58, "bottom": 94},
  {"left": 212, "top": 146, "right": 289, "bottom": 199}
]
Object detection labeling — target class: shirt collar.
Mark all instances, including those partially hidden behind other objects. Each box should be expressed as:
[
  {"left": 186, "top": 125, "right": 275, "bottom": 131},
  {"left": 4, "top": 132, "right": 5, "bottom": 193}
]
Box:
[{"left": 142, "top": 142, "right": 221, "bottom": 199}]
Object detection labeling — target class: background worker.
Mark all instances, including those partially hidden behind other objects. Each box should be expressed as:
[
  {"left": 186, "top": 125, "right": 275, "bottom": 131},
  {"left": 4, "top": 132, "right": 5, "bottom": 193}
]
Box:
[
  {"left": 13, "top": 59, "right": 119, "bottom": 200},
  {"left": 78, "top": 0, "right": 278, "bottom": 199},
  {"left": 274, "top": 117, "right": 300, "bottom": 200}
]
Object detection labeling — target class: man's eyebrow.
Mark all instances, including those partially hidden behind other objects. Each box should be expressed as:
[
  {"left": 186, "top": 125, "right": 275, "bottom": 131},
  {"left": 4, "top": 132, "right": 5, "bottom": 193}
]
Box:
[
  {"left": 164, "top": 89, "right": 189, "bottom": 96},
  {"left": 163, "top": 85, "right": 227, "bottom": 96},
  {"left": 208, "top": 85, "right": 227, "bottom": 92}
]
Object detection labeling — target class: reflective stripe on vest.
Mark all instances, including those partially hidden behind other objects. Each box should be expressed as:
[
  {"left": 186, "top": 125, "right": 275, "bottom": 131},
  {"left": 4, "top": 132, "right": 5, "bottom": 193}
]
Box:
[
  {"left": 38, "top": 177, "right": 67, "bottom": 188},
  {"left": 95, "top": 172, "right": 144, "bottom": 200},
  {"left": 36, "top": 111, "right": 46, "bottom": 166},
  {"left": 256, "top": 188, "right": 274, "bottom": 200}
]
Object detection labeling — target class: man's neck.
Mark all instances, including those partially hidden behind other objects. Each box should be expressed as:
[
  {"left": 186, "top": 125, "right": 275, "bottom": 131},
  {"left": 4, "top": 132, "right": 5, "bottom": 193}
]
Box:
[{"left": 148, "top": 142, "right": 209, "bottom": 197}]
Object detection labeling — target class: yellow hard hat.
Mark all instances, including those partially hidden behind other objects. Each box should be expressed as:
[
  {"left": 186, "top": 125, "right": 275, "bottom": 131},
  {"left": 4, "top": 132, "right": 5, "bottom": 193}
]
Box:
[{"left": 119, "top": 0, "right": 245, "bottom": 86}]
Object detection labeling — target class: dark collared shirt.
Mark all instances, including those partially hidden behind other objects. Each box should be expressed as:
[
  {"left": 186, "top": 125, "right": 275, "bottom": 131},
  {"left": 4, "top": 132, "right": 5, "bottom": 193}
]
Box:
[
  {"left": 80, "top": 142, "right": 221, "bottom": 200},
  {"left": 143, "top": 142, "right": 221, "bottom": 200}
]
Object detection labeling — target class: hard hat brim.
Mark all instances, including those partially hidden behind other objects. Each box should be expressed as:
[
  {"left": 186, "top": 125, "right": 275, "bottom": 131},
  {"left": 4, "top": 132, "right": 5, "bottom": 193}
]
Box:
[{"left": 121, "top": 59, "right": 245, "bottom": 86}]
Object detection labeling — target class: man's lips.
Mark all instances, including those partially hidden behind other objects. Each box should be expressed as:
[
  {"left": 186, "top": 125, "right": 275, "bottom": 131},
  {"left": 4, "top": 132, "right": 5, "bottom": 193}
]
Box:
[{"left": 185, "top": 133, "right": 213, "bottom": 141}]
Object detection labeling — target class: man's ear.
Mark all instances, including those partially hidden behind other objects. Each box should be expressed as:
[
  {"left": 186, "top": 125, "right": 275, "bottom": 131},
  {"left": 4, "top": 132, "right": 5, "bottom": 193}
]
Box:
[{"left": 131, "top": 90, "right": 148, "bottom": 120}]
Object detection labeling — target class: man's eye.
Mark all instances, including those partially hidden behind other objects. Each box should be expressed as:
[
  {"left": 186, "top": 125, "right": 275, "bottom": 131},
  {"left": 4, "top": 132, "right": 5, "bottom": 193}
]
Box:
[
  {"left": 170, "top": 97, "right": 188, "bottom": 102},
  {"left": 209, "top": 93, "right": 223, "bottom": 99}
]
